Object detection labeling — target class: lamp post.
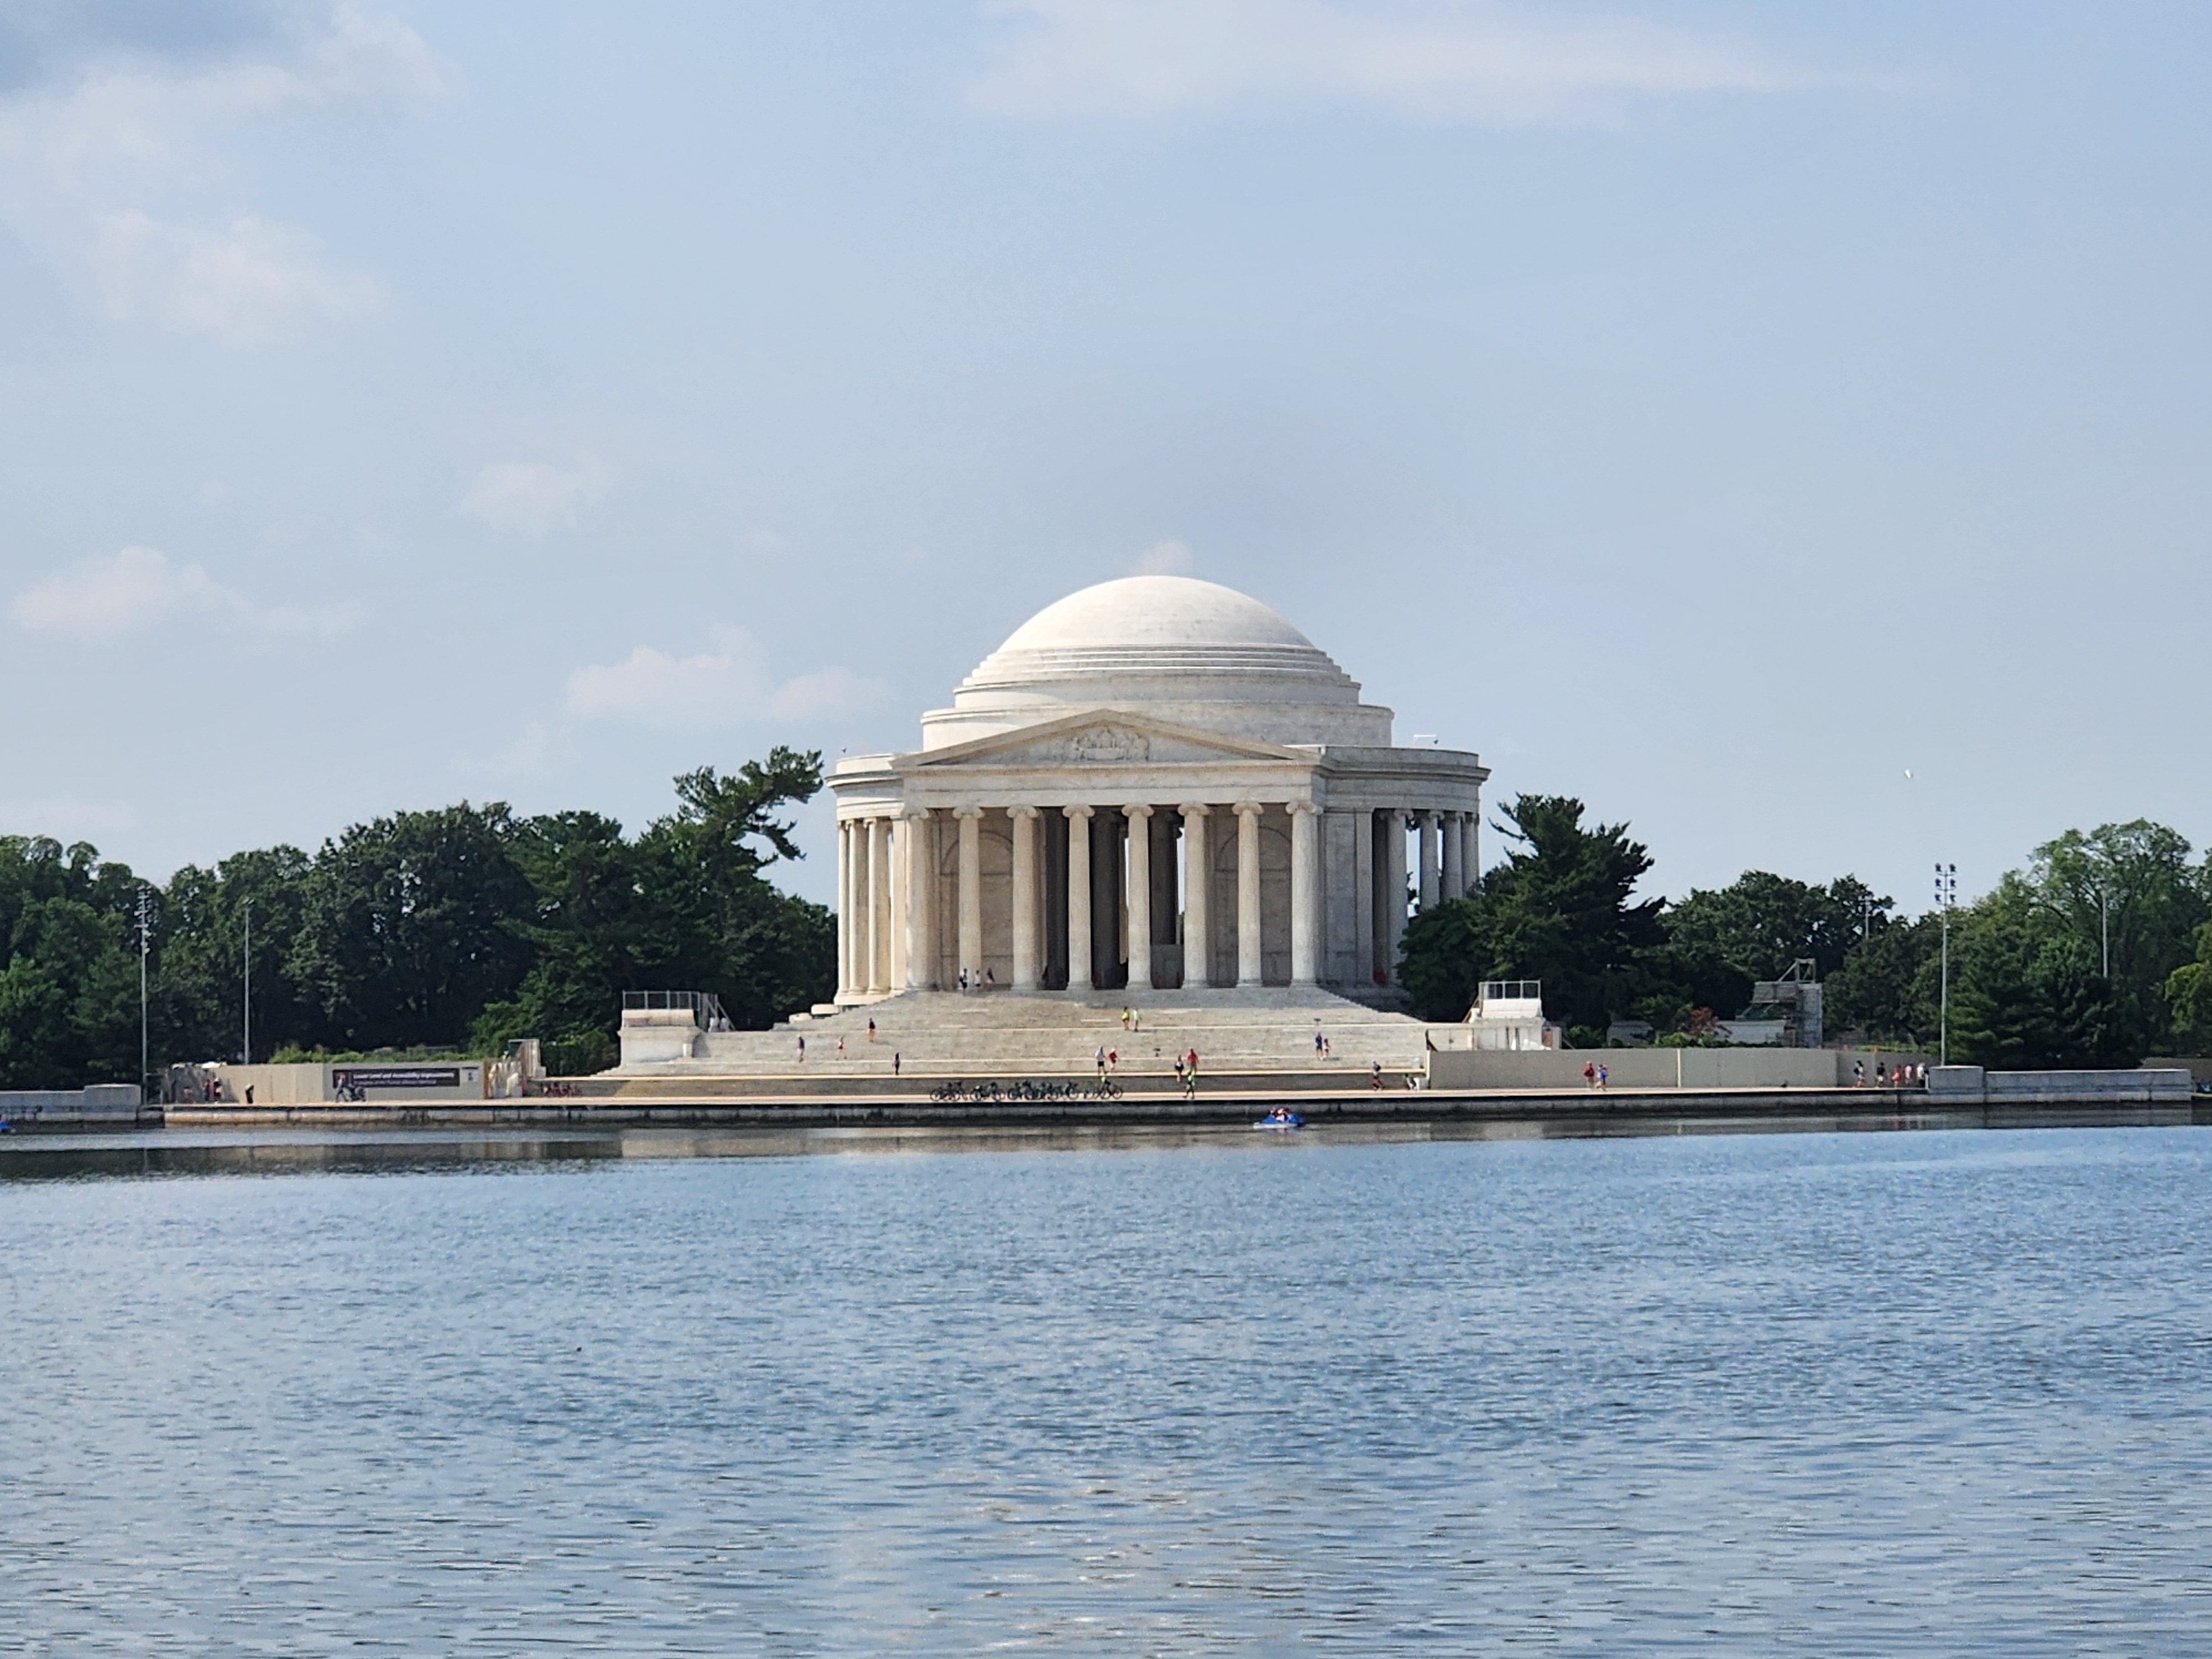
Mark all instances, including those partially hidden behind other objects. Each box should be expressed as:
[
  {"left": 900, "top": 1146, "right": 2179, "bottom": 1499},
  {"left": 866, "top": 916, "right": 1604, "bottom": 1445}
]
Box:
[
  {"left": 2100, "top": 887, "right": 2110, "bottom": 980},
  {"left": 1935, "top": 862, "right": 1957, "bottom": 1066},
  {"left": 137, "top": 885, "right": 152, "bottom": 1095},
  {"left": 241, "top": 896, "right": 252, "bottom": 1067}
]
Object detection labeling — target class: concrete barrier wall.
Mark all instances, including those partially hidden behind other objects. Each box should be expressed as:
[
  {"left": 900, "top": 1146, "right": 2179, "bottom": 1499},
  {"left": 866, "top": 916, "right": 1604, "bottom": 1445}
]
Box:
[
  {"left": 1424, "top": 1047, "right": 1903, "bottom": 1091},
  {"left": 1928, "top": 1065, "right": 2194, "bottom": 1103},
  {"left": 0, "top": 1083, "right": 143, "bottom": 1114}
]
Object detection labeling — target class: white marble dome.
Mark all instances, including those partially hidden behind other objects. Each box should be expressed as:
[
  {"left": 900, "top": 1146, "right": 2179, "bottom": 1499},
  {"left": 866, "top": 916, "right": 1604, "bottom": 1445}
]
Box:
[{"left": 920, "top": 575, "right": 1394, "bottom": 749}]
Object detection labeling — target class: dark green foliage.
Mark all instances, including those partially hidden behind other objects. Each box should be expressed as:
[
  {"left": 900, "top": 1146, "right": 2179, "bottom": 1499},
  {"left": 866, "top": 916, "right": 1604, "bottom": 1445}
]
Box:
[
  {"left": 2164, "top": 925, "right": 2212, "bottom": 1054},
  {"left": 1823, "top": 914, "right": 1940, "bottom": 1046},
  {"left": 1950, "top": 884, "right": 2127, "bottom": 1068},
  {"left": 1399, "top": 795, "right": 1663, "bottom": 1029},
  {"left": 0, "top": 749, "right": 834, "bottom": 1087}
]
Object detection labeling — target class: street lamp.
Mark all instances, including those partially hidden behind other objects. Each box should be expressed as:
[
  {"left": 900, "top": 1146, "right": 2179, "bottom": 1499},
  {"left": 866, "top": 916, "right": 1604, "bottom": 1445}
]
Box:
[
  {"left": 137, "top": 885, "right": 152, "bottom": 1095},
  {"left": 1935, "top": 862, "right": 1958, "bottom": 1066},
  {"left": 241, "top": 896, "right": 252, "bottom": 1067}
]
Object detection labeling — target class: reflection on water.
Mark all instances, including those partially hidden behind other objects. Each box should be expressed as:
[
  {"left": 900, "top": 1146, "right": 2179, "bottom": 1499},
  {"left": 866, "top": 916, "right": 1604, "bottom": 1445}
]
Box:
[{"left": 3, "top": 1125, "right": 2209, "bottom": 1654}]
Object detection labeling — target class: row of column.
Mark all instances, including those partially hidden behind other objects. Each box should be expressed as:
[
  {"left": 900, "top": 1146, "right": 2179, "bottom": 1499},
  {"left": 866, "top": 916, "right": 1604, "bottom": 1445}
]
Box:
[{"left": 838, "top": 802, "right": 1478, "bottom": 999}]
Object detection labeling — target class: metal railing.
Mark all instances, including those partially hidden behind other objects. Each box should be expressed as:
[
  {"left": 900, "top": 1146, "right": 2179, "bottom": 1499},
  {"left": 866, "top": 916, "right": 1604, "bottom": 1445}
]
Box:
[
  {"left": 622, "top": 990, "right": 732, "bottom": 1031},
  {"left": 1479, "top": 980, "right": 1542, "bottom": 1004}
]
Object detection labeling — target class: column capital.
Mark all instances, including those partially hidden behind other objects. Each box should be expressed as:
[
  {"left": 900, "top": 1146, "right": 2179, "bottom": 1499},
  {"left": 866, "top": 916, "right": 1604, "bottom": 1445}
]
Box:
[
  {"left": 1420, "top": 808, "right": 1441, "bottom": 827},
  {"left": 1233, "top": 800, "right": 1264, "bottom": 820},
  {"left": 1288, "top": 801, "right": 1319, "bottom": 818},
  {"left": 901, "top": 805, "right": 930, "bottom": 823},
  {"left": 1122, "top": 801, "right": 1154, "bottom": 821},
  {"left": 1008, "top": 804, "right": 1040, "bottom": 821},
  {"left": 1178, "top": 801, "right": 1211, "bottom": 820},
  {"left": 952, "top": 805, "right": 984, "bottom": 821},
  {"left": 1063, "top": 803, "right": 1094, "bottom": 823}
]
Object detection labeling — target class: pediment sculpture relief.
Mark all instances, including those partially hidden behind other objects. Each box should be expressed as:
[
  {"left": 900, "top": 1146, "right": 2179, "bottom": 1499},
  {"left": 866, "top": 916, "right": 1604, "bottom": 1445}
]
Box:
[{"left": 1067, "top": 726, "right": 1151, "bottom": 763}]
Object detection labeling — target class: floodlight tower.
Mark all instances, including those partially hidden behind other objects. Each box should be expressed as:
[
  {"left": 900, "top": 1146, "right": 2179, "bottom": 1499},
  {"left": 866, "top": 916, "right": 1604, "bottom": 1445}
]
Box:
[{"left": 1935, "top": 862, "right": 1958, "bottom": 1066}]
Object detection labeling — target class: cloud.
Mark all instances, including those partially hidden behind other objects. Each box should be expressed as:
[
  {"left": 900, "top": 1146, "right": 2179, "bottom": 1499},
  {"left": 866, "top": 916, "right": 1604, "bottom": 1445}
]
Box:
[
  {"left": 459, "top": 460, "right": 612, "bottom": 538},
  {"left": 1130, "top": 538, "right": 1195, "bottom": 576},
  {"left": 0, "top": 4, "right": 442, "bottom": 343},
  {"left": 9, "top": 544, "right": 361, "bottom": 641},
  {"left": 89, "top": 210, "right": 380, "bottom": 345},
  {"left": 973, "top": 0, "right": 1807, "bottom": 126},
  {"left": 566, "top": 626, "right": 890, "bottom": 732}
]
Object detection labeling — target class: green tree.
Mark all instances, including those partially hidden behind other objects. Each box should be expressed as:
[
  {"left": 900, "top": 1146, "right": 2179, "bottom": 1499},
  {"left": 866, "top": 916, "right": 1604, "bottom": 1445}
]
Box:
[
  {"left": 1663, "top": 872, "right": 1888, "bottom": 984},
  {"left": 1823, "top": 912, "right": 1940, "bottom": 1046},
  {"left": 1950, "top": 879, "right": 2126, "bottom": 1069},
  {"left": 0, "top": 837, "right": 143, "bottom": 1089},
  {"left": 290, "top": 805, "right": 536, "bottom": 1050},
  {"left": 2020, "top": 821, "right": 2208, "bottom": 1060},
  {"left": 2163, "top": 924, "right": 2212, "bottom": 1055},
  {"left": 1399, "top": 795, "right": 1662, "bottom": 1029},
  {"left": 153, "top": 846, "right": 315, "bottom": 1062}
]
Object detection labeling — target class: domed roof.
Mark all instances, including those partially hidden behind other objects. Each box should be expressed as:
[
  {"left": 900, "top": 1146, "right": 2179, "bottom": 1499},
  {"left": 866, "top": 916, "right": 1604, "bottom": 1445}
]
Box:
[
  {"left": 921, "top": 575, "right": 1394, "bottom": 750},
  {"left": 995, "top": 576, "right": 1318, "bottom": 656}
]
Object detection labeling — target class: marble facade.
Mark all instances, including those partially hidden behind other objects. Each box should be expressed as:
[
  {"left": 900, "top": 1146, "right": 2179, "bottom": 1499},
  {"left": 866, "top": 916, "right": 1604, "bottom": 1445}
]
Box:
[{"left": 830, "top": 576, "right": 1487, "bottom": 1000}]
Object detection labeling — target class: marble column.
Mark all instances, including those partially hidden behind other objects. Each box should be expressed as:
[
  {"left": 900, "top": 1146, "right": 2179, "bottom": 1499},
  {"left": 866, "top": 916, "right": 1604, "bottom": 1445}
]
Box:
[
  {"left": 1290, "top": 803, "right": 1319, "bottom": 985},
  {"left": 1235, "top": 802, "right": 1263, "bottom": 987},
  {"left": 1353, "top": 810, "right": 1375, "bottom": 986},
  {"left": 1418, "top": 811, "right": 1441, "bottom": 912},
  {"left": 1383, "top": 808, "right": 1408, "bottom": 983},
  {"left": 1464, "top": 811, "right": 1480, "bottom": 894},
  {"left": 866, "top": 817, "right": 890, "bottom": 994},
  {"left": 836, "top": 821, "right": 852, "bottom": 996},
  {"left": 888, "top": 818, "right": 905, "bottom": 990},
  {"left": 1441, "top": 811, "right": 1463, "bottom": 900},
  {"left": 954, "top": 807, "right": 983, "bottom": 983},
  {"left": 1010, "top": 805, "right": 1040, "bottom": 992},
  {"left": 1124, "top": 804, "right": 1153, "bottom": 992},
  {"left": 1063, "top": 806, "right": 1093, "bottom": 994},
  {"left": 1180, "top": 804, "right": 1211, "bottom": 990},
  {"left": 902, "top": 809, "right": 931, "bottom": 990}
]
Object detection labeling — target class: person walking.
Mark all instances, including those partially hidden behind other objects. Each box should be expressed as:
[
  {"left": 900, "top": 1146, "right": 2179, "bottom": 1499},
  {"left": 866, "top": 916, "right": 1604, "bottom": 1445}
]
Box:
[
  {"left": 1107, "top": 1048, "right": 1118, "bottom": 1076},
  {"left": 1583, "top": 1060, "right": 1597, "bottom": 1089},
  {"left": 1597, "top": 1062, "right": 1608, "bottom": 1091},
  {"left": 796, "top": 1035, "right": 806, "bottom": 1063},
  {"left": 893, "top": 1051, "right": 901, "bottom": 1077},
  {"left": 1095, "top": 1045, "right": 1108, "bottom": 1082},
  {"left": 1120, "top": 1006, "right": 1132, "bottom": 1032},
  {"left": 867, "top": 1018, "right": 877, "bottom": 1044},
  {"left": 1370, "top": 1060, "right": 1384, "bottom": 1091},
  {"left": 837, "top": 1036, "right": 846, "bottom": 1058},
  {"left": 1854, "top": 1060, "right": 1865, "bottom": 1087}
]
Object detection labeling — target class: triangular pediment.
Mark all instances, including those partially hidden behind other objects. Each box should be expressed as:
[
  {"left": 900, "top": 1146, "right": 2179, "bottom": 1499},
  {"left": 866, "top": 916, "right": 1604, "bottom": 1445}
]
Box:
[{"left": 904, "top": 710, "right": 1309, "bottom": 771}]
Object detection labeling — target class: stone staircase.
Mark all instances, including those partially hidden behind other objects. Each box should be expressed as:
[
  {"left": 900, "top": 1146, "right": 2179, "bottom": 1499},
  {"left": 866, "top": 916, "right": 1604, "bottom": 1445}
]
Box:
[{"left": 615, "top": 987, "right": 1443, "bottom": 1081}]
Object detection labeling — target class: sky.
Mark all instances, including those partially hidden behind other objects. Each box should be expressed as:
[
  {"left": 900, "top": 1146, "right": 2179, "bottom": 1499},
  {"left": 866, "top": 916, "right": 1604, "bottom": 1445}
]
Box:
[{"left": 3, "top": 1, "right": 2207, "bottom": 916}]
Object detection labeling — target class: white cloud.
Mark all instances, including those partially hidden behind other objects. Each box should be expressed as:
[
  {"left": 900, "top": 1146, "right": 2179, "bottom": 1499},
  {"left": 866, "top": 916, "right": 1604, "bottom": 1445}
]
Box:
[
  {"left": 565, "top": 626, "right": 889, "bottom": 731},
  {"left": 9, "top": 545, "right": 362, "bottom": 642},
  {"left": 1130, "top": 538, "right": 1195, "bottom": 576},
  {"left": 973, "top": 0, "right": 1807, "bottom": 126},
  {"left": 0, "top": 6, "right": 442, "bottom": 345},
  {"left": 459, "top": 460, "right": 612, "bottom": 538},
  {"left": 90, "top": 210, "right": 380, "bottom": 346}
]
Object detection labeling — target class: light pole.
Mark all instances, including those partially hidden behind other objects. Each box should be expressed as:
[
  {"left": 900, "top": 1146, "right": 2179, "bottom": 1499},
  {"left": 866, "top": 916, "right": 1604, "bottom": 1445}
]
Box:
[
  {"left": 138, "top": 885, "right": 152, "bottom": 1095},
  {"left": 2100, "top": 887, "right": 2110, "bottom": 980},
  {"left": 1935, "top": 862, "right": 1957, "bottom": 1066},
  {"left": 241, "top": 896, "right": 252, "bottom": 1067}
]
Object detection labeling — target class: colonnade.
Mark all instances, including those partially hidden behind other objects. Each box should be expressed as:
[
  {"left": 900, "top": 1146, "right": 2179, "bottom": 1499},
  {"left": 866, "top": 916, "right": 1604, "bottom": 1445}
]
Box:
[{"left": 836, "top": 802, "right": 1480, "bottom": 1001}]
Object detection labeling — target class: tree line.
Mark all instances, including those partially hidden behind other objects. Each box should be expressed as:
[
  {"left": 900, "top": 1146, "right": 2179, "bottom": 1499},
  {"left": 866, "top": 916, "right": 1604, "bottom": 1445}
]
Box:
[
  {"left": 0, "top": 747, "right": 833, "bottom": 1089},
  {"left": 9, "top": 763, "right": 2210, "bottom": 1089},
  {"left": 1401, "top": 796, "right": 2212, "bottom": 1067}
]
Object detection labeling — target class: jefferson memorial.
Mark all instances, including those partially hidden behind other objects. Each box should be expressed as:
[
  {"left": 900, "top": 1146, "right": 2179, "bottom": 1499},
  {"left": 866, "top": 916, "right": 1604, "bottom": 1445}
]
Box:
[{"left": 830, "top": 576, "right": 1487, "bottom": 1003}]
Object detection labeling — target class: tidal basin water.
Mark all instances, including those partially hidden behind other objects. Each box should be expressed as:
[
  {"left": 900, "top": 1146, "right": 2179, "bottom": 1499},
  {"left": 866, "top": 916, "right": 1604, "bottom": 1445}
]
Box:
[{"left": 4, "top": 1125, "right": 2210, "bottom": 1655}]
